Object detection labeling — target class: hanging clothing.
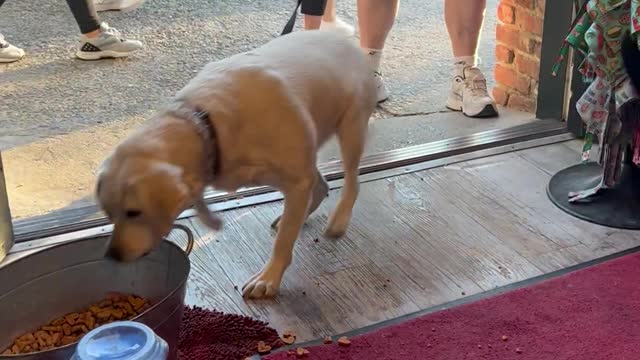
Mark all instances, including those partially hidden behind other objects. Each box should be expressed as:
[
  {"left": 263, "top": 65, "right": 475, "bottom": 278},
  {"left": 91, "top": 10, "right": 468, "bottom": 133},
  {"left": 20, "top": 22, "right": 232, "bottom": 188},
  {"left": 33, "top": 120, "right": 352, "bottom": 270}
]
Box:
[{"left": 553, "top": 0, "right": 640, "bottom": 192}]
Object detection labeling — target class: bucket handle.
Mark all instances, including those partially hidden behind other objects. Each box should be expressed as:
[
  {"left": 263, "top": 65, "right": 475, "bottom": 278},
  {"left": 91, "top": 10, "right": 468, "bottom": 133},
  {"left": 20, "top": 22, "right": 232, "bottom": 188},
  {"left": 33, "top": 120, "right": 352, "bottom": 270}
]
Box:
[{"left": 167, "top": 223, "right": 195, "bottom": 256}]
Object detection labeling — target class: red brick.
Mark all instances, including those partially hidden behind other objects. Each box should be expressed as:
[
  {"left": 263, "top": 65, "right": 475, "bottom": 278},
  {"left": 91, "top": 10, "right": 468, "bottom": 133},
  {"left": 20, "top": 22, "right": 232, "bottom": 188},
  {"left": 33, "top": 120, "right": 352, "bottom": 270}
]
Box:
[
  {"left": 496, "top": 24, "right": 540, "bottom": 55},
  {"left": 498, "top": 3, "right": 515, "bottom": 24},
  {"left": 517, "top": 9, "right": 544, "bottom": 36},
  {"left": 510, "top": 0, "right": 535, "bottom": 10},
  {"left": 496, "top": 23, "right": 520, "bottom": 49},
  {"left": 515, "top": 54, "right": 540, "bottom": 79},
  {"left": 508, "top": 93, "right": 537, "bottom": 112},
  {"left": 495, "top": 44, "right": 515, "bottom": 64},
  {"left": 535, "top": 0, "right": 546, "bottom": 15},
  {"left": 492, "top": 86, "right": 510, "bottom": 106},
  {"left": 495, "top": 64, "right": 531, "bottom": 94},
  {"left": 531, "top": 39, "right": 542, "bottom": 57},
  {"left": 531, "top": 79, "right": 539, "bottom": 95}
]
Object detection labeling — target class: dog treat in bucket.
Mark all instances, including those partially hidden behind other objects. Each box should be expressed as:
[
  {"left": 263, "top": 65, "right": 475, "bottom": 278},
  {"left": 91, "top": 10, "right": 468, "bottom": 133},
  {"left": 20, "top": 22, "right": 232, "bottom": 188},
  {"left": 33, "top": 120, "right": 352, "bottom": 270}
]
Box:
[{"left": 2, "top": 293, "right": 150, "bottom": 355}]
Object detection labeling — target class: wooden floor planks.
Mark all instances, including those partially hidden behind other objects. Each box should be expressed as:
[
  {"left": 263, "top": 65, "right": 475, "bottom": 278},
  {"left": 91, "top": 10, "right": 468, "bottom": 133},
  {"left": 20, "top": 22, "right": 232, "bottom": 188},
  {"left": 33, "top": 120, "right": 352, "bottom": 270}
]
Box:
[{"left": 172, "top": 140, "right": 640, "bottom": 342}]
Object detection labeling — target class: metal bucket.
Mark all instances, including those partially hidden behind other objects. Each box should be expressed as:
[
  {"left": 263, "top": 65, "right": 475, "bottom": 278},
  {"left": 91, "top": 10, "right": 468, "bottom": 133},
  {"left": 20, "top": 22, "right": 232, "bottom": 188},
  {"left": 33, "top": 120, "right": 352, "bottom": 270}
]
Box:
[{"left": 0, "top": 224, "right": 194, "bottom": 360}]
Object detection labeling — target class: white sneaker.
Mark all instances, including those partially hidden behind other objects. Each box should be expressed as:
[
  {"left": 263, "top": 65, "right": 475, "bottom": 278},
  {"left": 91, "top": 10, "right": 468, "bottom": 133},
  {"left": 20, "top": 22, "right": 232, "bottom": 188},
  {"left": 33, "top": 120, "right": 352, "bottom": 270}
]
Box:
[
  {"left": 0, "top": 34, "right": 25, "bottom": 63},
  {"left": 76, "top": 23, "right": 143, "bottom": 60},
  {"left": 94, "top": 0, "right": 145, "bottom": 12},
  {"left": 446, "top": 66, "right": 499, "bottom": 118},
  {"left": 320, "top": 17, "right": 355, "bottom": 37},
  {"left": 374, "top": 72, "right": 389, "bottom": 103}
]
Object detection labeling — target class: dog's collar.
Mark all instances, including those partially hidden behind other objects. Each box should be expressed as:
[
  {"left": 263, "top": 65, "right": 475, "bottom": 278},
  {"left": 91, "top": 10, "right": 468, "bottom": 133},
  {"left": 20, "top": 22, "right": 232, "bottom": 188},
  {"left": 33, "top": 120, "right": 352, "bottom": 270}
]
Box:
[{"left": 168, "top": 101, "right": 220, "bottom": 183}]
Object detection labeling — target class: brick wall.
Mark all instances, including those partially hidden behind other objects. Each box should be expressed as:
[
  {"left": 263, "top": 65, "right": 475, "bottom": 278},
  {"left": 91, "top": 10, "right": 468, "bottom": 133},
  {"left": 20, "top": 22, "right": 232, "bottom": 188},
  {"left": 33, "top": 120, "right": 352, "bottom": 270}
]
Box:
[{"left": 493, "top": 0, "right": 545, "bottom": 113}]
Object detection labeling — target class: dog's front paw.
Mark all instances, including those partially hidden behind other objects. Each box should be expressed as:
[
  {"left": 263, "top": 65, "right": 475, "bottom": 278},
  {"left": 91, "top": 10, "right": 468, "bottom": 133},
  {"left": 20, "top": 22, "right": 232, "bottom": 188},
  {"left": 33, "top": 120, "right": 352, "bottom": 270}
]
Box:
[{"left": 242, "top": 267, "right": 283, "bottom": 299}]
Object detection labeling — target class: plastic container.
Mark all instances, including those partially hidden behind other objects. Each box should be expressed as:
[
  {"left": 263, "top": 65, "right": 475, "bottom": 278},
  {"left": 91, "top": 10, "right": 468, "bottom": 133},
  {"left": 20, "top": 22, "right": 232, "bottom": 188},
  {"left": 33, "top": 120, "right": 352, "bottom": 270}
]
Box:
[{"left": 70, "top": 321, "right": 169, "bottom": 360}]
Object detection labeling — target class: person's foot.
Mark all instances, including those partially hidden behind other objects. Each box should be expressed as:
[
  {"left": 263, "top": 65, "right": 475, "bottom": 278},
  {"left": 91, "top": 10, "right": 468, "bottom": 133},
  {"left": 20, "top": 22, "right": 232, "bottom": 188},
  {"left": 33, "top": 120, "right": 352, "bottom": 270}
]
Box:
[
  {"left": 374, "top": 71, "right": 389, "bottom": 103},
  {"left": 0, "top": 34, "right": 25, "bottom": 63},
  {"left": 446, "top": 66, "right": 499, "bottom": 118},
  {"left": 94, "top": 0, "right": 145, "bottom": 12},
  {"left": 320, "top": 17, "right": 355, "bottom": 37},
  {"left": 76, "top": 23, "right": 143, "bottom": 60}
]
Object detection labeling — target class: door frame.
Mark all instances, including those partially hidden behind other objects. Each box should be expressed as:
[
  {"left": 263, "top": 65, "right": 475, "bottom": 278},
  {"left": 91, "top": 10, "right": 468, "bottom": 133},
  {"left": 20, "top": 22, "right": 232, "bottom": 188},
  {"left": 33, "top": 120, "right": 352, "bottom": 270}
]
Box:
[{"left": 536, "top": 0, "right": 586, "bottom": 137}]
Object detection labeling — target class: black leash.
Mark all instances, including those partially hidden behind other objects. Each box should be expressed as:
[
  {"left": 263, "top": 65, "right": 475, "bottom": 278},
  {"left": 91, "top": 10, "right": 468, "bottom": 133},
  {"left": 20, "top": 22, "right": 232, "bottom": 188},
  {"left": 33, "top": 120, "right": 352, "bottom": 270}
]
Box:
[{"left": 281, "top": 0, "right": 303, "bottom": 35}]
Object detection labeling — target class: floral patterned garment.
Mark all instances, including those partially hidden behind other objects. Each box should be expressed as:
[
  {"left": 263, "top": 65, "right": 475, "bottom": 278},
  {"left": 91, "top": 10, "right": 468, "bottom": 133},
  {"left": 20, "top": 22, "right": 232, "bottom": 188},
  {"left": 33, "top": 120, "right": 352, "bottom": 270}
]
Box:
[{"left": 553, "top": 0, "right": 640, "bottom": 182}]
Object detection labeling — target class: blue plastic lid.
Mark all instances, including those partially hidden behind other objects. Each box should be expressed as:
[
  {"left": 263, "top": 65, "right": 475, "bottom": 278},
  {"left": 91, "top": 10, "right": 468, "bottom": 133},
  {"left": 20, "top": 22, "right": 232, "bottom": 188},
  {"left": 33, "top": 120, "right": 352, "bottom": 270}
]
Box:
[{"left": 73, "top": 321, "right": 166, "bottom": 360}]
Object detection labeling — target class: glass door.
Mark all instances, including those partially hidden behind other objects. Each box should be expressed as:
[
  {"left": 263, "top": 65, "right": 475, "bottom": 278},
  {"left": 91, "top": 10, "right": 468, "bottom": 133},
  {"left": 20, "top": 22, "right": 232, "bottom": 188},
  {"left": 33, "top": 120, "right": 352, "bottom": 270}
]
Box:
[{"left": 0, "top": 0, "right": 581, "bottom": 245}]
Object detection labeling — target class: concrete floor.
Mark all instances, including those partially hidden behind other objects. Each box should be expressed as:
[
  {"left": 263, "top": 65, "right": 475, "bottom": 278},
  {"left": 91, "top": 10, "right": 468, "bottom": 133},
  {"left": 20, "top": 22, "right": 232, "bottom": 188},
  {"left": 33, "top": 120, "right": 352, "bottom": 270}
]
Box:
[{"left": 0, "top": 0, "right": 520, "bottom": 220}]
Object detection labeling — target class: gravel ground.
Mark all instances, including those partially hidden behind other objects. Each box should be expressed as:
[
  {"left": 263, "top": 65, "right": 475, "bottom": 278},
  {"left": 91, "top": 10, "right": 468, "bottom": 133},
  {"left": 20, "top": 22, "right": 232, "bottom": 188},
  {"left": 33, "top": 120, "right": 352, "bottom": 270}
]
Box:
[{"left": 0, "top": 0, "right": 502, "bottom": 219}]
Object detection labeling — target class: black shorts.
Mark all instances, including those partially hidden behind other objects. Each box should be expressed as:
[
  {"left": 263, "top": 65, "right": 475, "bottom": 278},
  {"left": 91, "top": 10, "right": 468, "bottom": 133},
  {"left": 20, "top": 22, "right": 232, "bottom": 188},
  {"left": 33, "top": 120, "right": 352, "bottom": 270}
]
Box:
[{"left": 301, "top": 0, "right": 327, "bottom": 16}]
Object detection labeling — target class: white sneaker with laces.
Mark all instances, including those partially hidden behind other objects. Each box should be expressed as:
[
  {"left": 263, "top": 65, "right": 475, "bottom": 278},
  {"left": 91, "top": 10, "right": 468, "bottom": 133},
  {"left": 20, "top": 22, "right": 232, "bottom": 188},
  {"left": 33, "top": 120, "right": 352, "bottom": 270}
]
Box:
[
  {"left": 76, "top": 23, "right": 143, "bottom": 60},
  {"left": 374, "top": 71, "right": 389, "bottom": 103},
  {"left": 94, "top": 0, "right": 145, "bottom": 12},
  {"left": 320, "top": 17, "right": 355, "bottom": 37},
  {"left": 446, "top": 66, "right": 499, "bottom": 118},
  {"left": 0, "top": 33, "right": 25, "bottom": 63}
]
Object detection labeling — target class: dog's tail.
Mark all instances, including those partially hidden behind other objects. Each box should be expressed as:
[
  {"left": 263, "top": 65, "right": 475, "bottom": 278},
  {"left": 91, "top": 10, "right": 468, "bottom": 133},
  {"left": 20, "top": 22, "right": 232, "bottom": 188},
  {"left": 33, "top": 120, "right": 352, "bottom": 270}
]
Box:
[{"left": 622, "top": 31, "right": 640, "bottom": 93}]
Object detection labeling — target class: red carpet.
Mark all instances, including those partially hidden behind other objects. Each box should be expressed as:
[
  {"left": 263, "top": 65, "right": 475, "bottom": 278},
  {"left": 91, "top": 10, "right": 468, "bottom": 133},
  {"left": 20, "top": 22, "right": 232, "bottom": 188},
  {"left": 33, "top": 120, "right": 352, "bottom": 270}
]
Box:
[
  {"left": 179, "top": 306, "right": 283, "bottom": 359},
  {"left": 266, "top": 251, "right": 640, "bottom": 360}
]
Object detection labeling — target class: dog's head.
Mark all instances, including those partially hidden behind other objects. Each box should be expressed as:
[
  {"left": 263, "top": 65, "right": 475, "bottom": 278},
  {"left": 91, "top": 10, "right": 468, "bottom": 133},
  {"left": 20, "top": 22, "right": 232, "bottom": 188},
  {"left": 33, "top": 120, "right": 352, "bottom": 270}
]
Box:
[{"left": 96, "top": 157, "right": 192, "bottom": 262}]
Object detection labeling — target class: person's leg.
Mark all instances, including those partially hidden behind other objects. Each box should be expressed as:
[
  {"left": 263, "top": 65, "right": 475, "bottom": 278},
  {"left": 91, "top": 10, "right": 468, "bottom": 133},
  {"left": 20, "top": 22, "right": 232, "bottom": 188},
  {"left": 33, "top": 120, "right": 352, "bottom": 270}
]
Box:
[
  {"left": 319, "top": 0, "right": 354, "bottom": 36},
  {"left": 444, "top": 0, "right": 498, "bottom": 117},
  {"left": 0, "top": 0, "right": 26, "bottom": 63},
  {"left": 65, "top": 0, "right": 143, "bottom": 60},
  {"left": 445, "top": 0, "right": 485, "bottom": 62},
  {"left": 302, "top": 0, "right": 327, "bottom": 30},
  {"left": 357, "top": 0, "right": 399, "bottom": 102},
  {"left": 322, "top": 0, "right": 336, "bottom": 22},
  {"left": 66, "top": 0, "right": 102, "bottom": 36}
]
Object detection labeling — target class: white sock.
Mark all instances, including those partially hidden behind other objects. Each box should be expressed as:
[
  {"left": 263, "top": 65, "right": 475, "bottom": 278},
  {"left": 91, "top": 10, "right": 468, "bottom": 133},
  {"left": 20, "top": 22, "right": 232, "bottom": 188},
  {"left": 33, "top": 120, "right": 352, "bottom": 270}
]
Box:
[
  {"left": 362, "top": 47, "right": 383, "bottom": 73},
  {"left": 453, "top": 55, "right": 477, "bottom": 74}
]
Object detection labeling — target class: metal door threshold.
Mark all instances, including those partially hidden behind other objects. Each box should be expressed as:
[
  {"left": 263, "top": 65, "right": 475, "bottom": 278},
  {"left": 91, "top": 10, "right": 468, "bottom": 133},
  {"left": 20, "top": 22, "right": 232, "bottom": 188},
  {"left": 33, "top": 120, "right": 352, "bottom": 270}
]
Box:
[{"left": 13, "top": 119, "right": 569, "bottom": 243}]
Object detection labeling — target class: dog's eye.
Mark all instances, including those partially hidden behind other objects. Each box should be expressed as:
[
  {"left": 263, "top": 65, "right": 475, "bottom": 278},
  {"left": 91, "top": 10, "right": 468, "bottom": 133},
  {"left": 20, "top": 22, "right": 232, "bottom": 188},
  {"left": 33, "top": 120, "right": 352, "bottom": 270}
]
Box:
[{"left": 125, "top": 209, "right": 142, "bottom": 218}]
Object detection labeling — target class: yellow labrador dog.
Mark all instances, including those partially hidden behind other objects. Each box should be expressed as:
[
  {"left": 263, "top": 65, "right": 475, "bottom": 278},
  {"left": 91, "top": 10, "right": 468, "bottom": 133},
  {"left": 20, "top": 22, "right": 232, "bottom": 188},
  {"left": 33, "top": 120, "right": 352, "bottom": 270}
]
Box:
[{"left": 96, "top": 30, "right": 377, "bottom": 299}]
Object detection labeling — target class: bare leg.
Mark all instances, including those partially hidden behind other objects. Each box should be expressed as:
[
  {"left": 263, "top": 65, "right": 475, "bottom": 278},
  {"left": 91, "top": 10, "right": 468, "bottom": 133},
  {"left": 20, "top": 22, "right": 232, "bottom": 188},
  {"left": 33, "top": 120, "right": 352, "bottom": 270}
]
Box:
[
  {"left": 356, "top": 0, "right": 399, "bottom": 103},
  {"left": 445, "top": 0, "right": 486, "bottom": 58},
  {"left": 323, "top": 0, "right": 337, "bottom": 22},
  {"left": 444, "top": 0, "right": 498, "bottom": 117},
  {"left": 243, "top": 176, "right": 314, "bottom": 299},
  {"left": 302, "top": 0, "right": 327, "bottom": 30},
  {"left": 357, "top": 0, "right": 399, "bottom": 50},
  {"left": 304, "top": 15, "right": 323, "bottom": 30}
]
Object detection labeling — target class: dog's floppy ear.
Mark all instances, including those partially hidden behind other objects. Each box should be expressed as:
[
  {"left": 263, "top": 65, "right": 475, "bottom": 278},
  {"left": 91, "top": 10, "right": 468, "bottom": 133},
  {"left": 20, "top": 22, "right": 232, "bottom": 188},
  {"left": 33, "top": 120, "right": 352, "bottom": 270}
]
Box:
[
  {"left": 194, "top": 198, "right": 222, "bottom": 231},
  {"left": 95, "top": 158, "right": 111, "bottom": 198},
  {"left": 142, "top": 162, "right": 191, "bottom": 214}
]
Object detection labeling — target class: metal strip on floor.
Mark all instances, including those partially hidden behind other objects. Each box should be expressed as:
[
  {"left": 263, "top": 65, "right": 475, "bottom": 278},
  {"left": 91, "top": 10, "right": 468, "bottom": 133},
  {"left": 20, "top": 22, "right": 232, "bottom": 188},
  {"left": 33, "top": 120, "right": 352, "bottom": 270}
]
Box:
[
  {"left": 8, "top": 129, "right": 574, "bottom": 256},
  {"left": 12, "top": 119, "right": 569, "bottom": 244}
]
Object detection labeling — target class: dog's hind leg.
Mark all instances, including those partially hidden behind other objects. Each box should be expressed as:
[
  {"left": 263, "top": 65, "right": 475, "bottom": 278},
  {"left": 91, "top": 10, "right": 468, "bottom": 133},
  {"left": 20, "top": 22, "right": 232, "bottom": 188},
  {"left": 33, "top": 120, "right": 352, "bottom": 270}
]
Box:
[
  {"left": 271, "top": 169, "right": 329, "bottom": 230},
  {"left": 325, "top": 106, "right": 368, "bottom": 238}
]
